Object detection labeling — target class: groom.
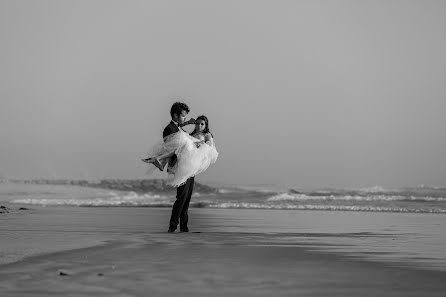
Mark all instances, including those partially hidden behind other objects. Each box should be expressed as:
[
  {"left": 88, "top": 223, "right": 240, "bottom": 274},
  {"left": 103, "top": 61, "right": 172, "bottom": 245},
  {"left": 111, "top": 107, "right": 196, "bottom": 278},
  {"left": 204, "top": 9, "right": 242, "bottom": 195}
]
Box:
[{"left": 163, "top": 102, "right": 196, "bottom": 233}]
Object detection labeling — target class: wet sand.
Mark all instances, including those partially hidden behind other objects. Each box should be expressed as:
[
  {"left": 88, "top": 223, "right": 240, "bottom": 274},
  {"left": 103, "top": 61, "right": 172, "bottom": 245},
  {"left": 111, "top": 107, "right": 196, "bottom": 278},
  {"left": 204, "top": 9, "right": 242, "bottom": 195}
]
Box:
[{"left": 1, "top": 207, "right": 445, "bottom": 296}]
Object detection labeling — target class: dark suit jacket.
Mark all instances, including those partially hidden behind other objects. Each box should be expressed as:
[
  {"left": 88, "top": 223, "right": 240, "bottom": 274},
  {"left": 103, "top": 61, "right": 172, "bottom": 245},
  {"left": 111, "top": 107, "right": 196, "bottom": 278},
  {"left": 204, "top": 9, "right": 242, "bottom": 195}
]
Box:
[
  {"left": 163, "top": 121, "right": 180, "bottom": 169},
  {"left": 163, "top": 121, "right": 180, "bottom": 139}
]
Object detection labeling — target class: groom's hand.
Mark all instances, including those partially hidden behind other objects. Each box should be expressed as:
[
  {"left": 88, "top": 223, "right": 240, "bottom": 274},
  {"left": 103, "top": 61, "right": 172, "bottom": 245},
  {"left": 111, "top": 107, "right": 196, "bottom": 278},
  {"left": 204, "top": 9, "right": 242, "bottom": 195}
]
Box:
[{"left": 179, "top": 118, "right": 195, "bottom": 127}]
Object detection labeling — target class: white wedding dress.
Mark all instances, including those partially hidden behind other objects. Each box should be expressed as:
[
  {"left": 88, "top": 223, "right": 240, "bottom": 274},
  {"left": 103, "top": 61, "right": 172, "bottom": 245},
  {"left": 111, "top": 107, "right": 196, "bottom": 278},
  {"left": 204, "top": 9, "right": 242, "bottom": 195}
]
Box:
[{"left": 146, "top": 131, "right": 219, "bottom": 187}]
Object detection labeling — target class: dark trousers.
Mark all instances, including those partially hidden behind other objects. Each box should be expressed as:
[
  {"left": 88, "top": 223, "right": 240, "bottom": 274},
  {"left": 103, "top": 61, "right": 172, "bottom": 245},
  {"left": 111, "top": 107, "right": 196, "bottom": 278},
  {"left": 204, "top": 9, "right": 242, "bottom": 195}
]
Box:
[{"left": 169, "top": 176, "right": 195, "bottom": 230}]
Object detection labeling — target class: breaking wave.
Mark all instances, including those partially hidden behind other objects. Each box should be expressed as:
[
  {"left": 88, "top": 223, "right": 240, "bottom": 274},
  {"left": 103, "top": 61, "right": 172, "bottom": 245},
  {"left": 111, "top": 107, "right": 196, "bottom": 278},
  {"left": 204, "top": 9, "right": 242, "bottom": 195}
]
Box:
[
  {"left": 12, "top": 192, "right": 173, "bottom": 207},
  {"left": 267, "top": 193, "right": 446, "bottom": 202},
  {"left": 209, "top": 202, "right": 446, "bottom": 213}
]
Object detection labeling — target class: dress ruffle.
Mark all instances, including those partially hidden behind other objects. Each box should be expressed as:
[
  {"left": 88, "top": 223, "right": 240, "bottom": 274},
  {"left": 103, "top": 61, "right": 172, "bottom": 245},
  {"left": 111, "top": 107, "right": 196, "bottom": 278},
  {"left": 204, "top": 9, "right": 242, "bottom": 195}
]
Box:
[{"left": 146, "top": 131, "right": 219, "bottom": 187}]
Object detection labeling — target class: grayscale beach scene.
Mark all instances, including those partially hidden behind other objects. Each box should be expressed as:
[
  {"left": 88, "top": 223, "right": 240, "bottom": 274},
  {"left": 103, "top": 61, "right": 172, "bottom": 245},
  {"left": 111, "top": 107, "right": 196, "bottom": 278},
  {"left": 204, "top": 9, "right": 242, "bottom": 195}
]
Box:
[{"left": 1, "top": 1, "right": 446, "bottom": 296}]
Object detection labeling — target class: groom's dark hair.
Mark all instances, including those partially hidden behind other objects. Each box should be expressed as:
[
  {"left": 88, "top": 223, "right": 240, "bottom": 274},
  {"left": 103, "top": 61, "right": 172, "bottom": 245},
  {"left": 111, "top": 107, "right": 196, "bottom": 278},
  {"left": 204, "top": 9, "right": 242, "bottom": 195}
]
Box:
[{"left": 170, "top": 102, "right": 190, "bottom": 118}]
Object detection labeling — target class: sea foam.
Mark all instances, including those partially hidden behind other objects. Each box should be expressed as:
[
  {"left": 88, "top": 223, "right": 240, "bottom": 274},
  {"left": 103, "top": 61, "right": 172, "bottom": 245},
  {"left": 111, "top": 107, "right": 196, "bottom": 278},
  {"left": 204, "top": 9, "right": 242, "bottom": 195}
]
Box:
[
  {"left": 12, "top": 191, "right": 173, "bottom": 207},
  {"left": 267, "top": 193, "right": 446, "bottom": 202}
]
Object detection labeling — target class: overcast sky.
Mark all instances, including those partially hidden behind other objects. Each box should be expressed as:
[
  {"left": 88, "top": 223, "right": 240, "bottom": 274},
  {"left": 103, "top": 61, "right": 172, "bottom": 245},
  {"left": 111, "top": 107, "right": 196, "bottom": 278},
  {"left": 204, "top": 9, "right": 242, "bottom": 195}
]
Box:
[{"left": 1, "top": 0, "right": 445, "bottom": 188}]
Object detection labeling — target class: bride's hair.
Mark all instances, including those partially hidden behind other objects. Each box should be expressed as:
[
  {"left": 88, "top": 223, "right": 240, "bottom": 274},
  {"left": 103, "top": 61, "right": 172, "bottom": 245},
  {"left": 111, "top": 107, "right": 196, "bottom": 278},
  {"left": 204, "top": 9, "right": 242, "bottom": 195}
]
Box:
[{"left": 191, "top": 115, "right": 212, "bottom": 137}]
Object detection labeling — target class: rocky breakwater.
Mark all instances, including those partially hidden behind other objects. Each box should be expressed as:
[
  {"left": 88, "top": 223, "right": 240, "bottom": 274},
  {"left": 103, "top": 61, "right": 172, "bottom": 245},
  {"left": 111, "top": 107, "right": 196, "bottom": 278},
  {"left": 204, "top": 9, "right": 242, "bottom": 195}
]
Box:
[
  {"left": 86, "top": 179, "right": 219, "bottom": 194},
  {"left": 10, "top": 179, "right": 219, "bottom": 195},
  {"left": 0, "top": 205, "right": 9, "bottom": 214},
  {"left": 1, "top": 205, "right": 29, "bottom": 214}
]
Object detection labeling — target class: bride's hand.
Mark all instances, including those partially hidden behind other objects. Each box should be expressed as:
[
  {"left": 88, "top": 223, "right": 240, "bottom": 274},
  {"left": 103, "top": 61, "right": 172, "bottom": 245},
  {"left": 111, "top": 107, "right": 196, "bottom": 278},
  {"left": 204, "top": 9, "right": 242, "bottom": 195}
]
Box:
[{"left": 194, "top": 140, "right": 205, "bottom": 148}]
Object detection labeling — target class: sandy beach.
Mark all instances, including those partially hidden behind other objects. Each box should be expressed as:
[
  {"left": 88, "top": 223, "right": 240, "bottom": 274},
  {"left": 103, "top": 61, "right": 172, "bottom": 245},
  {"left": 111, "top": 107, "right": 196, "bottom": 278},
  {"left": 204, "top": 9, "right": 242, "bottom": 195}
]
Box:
[{"left": 1, "top": 206, "right": 446, "bottom": 296}]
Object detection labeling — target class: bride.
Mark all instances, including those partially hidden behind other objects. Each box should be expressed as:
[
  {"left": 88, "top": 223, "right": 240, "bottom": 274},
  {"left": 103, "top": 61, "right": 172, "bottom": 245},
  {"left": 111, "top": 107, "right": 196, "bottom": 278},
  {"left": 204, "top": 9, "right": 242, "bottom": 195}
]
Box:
[{"left": 143, "top": 115, "right": 218, "bottom": 187}]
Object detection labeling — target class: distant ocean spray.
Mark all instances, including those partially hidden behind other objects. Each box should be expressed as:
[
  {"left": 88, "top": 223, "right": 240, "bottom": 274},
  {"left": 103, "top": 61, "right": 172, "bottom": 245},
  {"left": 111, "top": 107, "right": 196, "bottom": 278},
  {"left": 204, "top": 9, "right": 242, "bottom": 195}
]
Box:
[{"left": 1, "top": 180, "right": 446, "bottom": 214}]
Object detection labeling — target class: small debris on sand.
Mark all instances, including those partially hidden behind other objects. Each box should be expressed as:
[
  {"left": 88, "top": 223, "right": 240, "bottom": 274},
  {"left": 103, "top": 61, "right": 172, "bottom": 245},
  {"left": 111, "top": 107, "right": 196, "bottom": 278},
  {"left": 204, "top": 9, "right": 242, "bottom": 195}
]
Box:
[{"left": 58, "top": 270, "right": 70, "bottom": 276}]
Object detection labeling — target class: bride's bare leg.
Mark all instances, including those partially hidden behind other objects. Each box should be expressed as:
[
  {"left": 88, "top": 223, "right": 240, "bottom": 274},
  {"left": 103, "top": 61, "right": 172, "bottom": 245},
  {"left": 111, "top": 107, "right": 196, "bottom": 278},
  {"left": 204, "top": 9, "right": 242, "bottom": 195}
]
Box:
[
  {"left": 156, "top": 151, "right": 175, "bottom": 160},
  {"left": 142, "top": 158, "right": 163, "bottom": 171},
  {"left": 142, "top": 151, "right": 175, "bottom": 171}
]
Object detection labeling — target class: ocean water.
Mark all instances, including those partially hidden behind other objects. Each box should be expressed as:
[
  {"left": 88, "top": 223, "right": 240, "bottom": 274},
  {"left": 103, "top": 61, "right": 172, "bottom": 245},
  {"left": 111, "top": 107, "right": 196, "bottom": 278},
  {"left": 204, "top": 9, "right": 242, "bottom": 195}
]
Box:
[
  {"left": 1, "top": 181, "right": 446, "bottom": 213},
  {"left": 1, "top": 181, "right": 446, "bottom": 271}
]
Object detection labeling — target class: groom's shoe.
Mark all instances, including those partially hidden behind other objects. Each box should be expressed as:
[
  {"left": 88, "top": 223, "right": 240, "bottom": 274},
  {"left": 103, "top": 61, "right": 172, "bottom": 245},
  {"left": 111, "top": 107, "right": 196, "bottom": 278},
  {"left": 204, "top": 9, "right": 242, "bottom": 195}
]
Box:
[
  {"left": 167, "top": 228, "right": 176, "bottom": 233},
  {"left": 180, "top": 226, "right": 189, "bottom": 233}
]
